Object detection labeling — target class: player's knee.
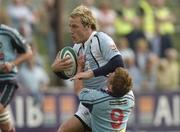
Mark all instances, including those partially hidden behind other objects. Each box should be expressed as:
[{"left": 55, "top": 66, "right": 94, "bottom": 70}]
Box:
[
  {"left": 0, "top": 111, "right": 12, "bottom": 132},
  {"left": 1, "top": 127, "right": 16, "bottom": 132},
  {"left": 57, "top": 128, "right": 63, "bottom": 132},
  {"left": 10, "top": 128, "right": 16, "bottom": 132},
  {"left": 0, "top": 103, "right": 5, "bottom": 112},
  {"left": 57, "top": 123, "right": 78, "bottom": 132},
  {"left": 57, "top": 116, "right": 85, "bottom": 132},
  {"left": 0, "top": 111, "right": 11, "bottom": 124},
  {"left": 0, "top": 111, "right": 11, "bottom": 123},
  {"left": 57, "top": 125, "right": 66, "bottom": 132}
]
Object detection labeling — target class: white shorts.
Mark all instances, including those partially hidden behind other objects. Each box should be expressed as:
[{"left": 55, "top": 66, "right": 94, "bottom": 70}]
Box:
[{"left": 75, "top": 103, "right": 91, "bottom": 128}]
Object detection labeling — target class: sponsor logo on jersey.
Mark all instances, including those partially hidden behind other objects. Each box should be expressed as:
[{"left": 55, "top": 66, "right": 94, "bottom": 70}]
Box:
[{"left": 110, "top": 44, "right": 118, "bottom": 51}]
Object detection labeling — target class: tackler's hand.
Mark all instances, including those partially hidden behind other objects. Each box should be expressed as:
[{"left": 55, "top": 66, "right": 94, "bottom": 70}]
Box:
[{"left": 70, "top": 70, "right": 94, "bottom": 80}]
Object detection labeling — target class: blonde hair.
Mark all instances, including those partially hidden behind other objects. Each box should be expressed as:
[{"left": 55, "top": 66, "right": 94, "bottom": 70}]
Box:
[
  {"left": 70, "top": 5, "right": 97, "bottom": 30},
  {"left": 111, "top": 67, "right": 132, "bottom": 97}
]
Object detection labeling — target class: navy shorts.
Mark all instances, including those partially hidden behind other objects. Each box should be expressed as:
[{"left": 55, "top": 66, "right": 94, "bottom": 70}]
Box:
[{"left": 0, "top": 80, "right": 18, "bottom": 107}]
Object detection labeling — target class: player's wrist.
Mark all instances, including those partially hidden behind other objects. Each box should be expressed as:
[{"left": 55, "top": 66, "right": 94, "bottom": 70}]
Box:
[
  {"left": 77, "top": 66, "right": 84, "bottom": 73},
  {"left": 87, "top": 70, "right": 94, "bottom": 78},
  {"left": 10, "top": 62, "right": 16, "bottom": 68}
]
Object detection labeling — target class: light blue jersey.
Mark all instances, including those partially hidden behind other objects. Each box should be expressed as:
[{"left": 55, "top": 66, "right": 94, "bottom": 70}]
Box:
[
  {"left": 0, "top": 24, "right": 28, "bottom": 80},
  {"left": 73, "top": 31, "right": 120, "bottom": 90},
  {"left": 79, "top": 88, "right": 135, "bottom": 132}
]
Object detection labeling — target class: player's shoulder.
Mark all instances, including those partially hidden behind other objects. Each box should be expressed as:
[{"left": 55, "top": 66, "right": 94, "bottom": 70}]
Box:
[
  {"left": 95, "top": 32, "right": 111, "bottom": 40},
  {"left": 79, "top": 88, "right": 112, "bottom": 104},
  {"left": 0, "top": 24, "right": 18, "bottom": 34},
  {"left": 94, "top": 32, "right": 114, "bottom": 45},
  {"left": 81, "top": 88, "right": 106, "bottom": 93},
  {"left": 0, "top": 24, "right": 24, "bottom": 39},
  {"left": 80, "top": 88, "right": 109, "bottom": 98},
  {"left": 124, "top": 90, "right": 135, "bottom": 100}
]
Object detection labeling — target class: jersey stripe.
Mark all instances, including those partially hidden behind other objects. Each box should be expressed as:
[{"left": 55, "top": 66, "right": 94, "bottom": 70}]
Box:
[
  {"left": 0, "top": 29, "right": 24, "bottom": 46},
  {"left": 80, "top": 95, "right": 134, "bottom": 105},
  {"left": 89, "top": 45, "right": 100, "bottom": 68},
  {"left": 94, "top": 34, "right": 102, "bottom": 53}
]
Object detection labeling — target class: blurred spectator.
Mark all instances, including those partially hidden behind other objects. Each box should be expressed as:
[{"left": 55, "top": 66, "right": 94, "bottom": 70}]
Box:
[
  {"left": 154, "top": 0, "right": 176, "bottom": 57},
  {"left": 117, "top": 37, "right": 135, "bottom": 67},
  {"left": 126, "top": 56, "right": 143, "bottom": 93},
  {"left": 156, "top": 48, "right": 179, "bottom": 91},
  {"left": 134, "top": 38, "right": 150, "bottom": 71},
  {"left": 141, "top": 53, "right": 159, "bottom": 92},
  {"left": 115, "top": 0, "right": 144, "bottom": 50},
  {"left": 156, "top": 58, "right": 171, "bottom": 91},
  {"left": 82, "top": 0, "right": 99, "bottom": 19},
  {"left": 7, "top": 0, "right": 37, "bottom": 42},
  {"left": 137, "top": 0, "right": 160, "bottom": 55},
  {"left": 165, "top": 48, "right": 179, "bottom": 90},
  {"left": 0, "top": 0, "right": 10, "bottom": 25},
  {"left": 97, "top": 0, "right": 116, "bottom": 36},
  {"left": 17, "top": 45, "right": 50, "bottom": 105},
  {"left": 30, "top": 42, "right": 46, "bottom": 67},
  {"left": 36, "top": 0, "right": 57, "bottom": 64},
  {"left": 117, "top": 37, "right": 145, "bottom": 93},
  {"left": 137, "top": 0, "right": 156, "bottom": 40}
]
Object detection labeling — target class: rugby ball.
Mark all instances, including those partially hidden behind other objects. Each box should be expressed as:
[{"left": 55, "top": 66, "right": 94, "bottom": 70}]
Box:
[{"left": 55, "top": 46, "right": 77, "bottom": 79}]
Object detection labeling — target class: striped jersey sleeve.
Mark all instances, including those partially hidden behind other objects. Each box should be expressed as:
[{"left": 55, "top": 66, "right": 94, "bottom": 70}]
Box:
[
  {"left": 79, "top": 88, "right": 110, "bottom": 112},
  {"left": 79, "top": 88, "right": 97, "bottom": 104},
  {"left": 0, "top": 24, "right": 28, "bottom": 53}
]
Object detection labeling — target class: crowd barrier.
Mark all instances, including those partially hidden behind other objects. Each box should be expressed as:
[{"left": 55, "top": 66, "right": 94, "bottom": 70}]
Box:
[
  {"left": 9, "top": 90, "right": 180, "bottom": 132},
  {"left": 128, "top": 91, "right": 180, "bottom": 132}
]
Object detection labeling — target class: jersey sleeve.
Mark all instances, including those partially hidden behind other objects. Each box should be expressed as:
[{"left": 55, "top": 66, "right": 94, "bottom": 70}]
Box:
[
  {"left": 123, "top": 90, "right": 135, "bottom": 109},
  {"left": 79, "top": 88, "right": 97, "bottom": 104},
  {"left": 98, "top": 32, "right": 120, "bottom": 61},
  {"left": 1, "top": 25, "right": 28, "bottom": 53},
  {"left": 79, "top": 88, "right": 96, "bottom": 112},
  {"left": 11, "top": 29, "right": 28, "bottom": 53}
]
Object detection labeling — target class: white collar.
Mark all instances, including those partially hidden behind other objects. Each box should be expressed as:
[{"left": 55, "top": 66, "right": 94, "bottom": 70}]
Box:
[
  {"left": 84, "top": 31, "right": 97, "bottom": 45},
  {"left": 77, "top": 31, "right": 97, "bottom": 46}
]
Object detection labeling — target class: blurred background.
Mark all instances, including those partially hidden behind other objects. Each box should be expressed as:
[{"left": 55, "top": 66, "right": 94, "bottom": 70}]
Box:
[{"left": 0, "top": 0, "right": 180, "bottom": 131}]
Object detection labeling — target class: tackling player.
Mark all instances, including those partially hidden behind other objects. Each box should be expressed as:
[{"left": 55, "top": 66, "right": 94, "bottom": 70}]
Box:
[{"left": 79, "top": 67, "right": 134, "bottom": 132}]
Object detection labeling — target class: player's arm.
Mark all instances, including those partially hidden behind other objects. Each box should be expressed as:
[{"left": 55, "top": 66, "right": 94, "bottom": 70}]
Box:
[
  {"left": 71, "top": 54, "right": 124, "bottom": 79},
  {"left": 1, "top": 44, "right": 32, "bottom": 73},
  {"left": 11, "top": 29, "right": 33, "bottom": 65},
  {"left": 79, "top": 88, "right": 97, "bottom": 112},
  {"left": 10, "top": 45, "right": 32, "bottom": 66},
  {"left": 93, "top": 33, "right": 124, "bottom": 77},
  {"left": 1, "top": 25, "right": 33, "bottom": 72},
  {"left": 74, "top": 54, "right": 85, "bottom": 94},
  {"left": 93, "top": 54, "right": 124, "bottom": 77},
  {"left": 74, "top": 74, "right": 83, "bottom": 94}
]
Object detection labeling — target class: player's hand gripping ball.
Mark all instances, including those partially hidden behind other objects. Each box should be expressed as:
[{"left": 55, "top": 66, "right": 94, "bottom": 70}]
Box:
[{"left": 55, "top": 46, "right": 78, "bottom": 79}]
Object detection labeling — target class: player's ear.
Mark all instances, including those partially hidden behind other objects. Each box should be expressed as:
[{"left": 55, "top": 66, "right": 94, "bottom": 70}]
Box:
[{"left": 108, "top": 85, "right": 113, "bottom": 92}]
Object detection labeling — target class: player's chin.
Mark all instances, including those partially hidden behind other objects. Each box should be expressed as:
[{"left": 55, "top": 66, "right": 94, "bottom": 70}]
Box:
[
  {"left": 72, "top": 38, "right": 81, "bottom": 44},
  {"left": 71, "top": 37, "right": 77, "bottom": 43}
]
